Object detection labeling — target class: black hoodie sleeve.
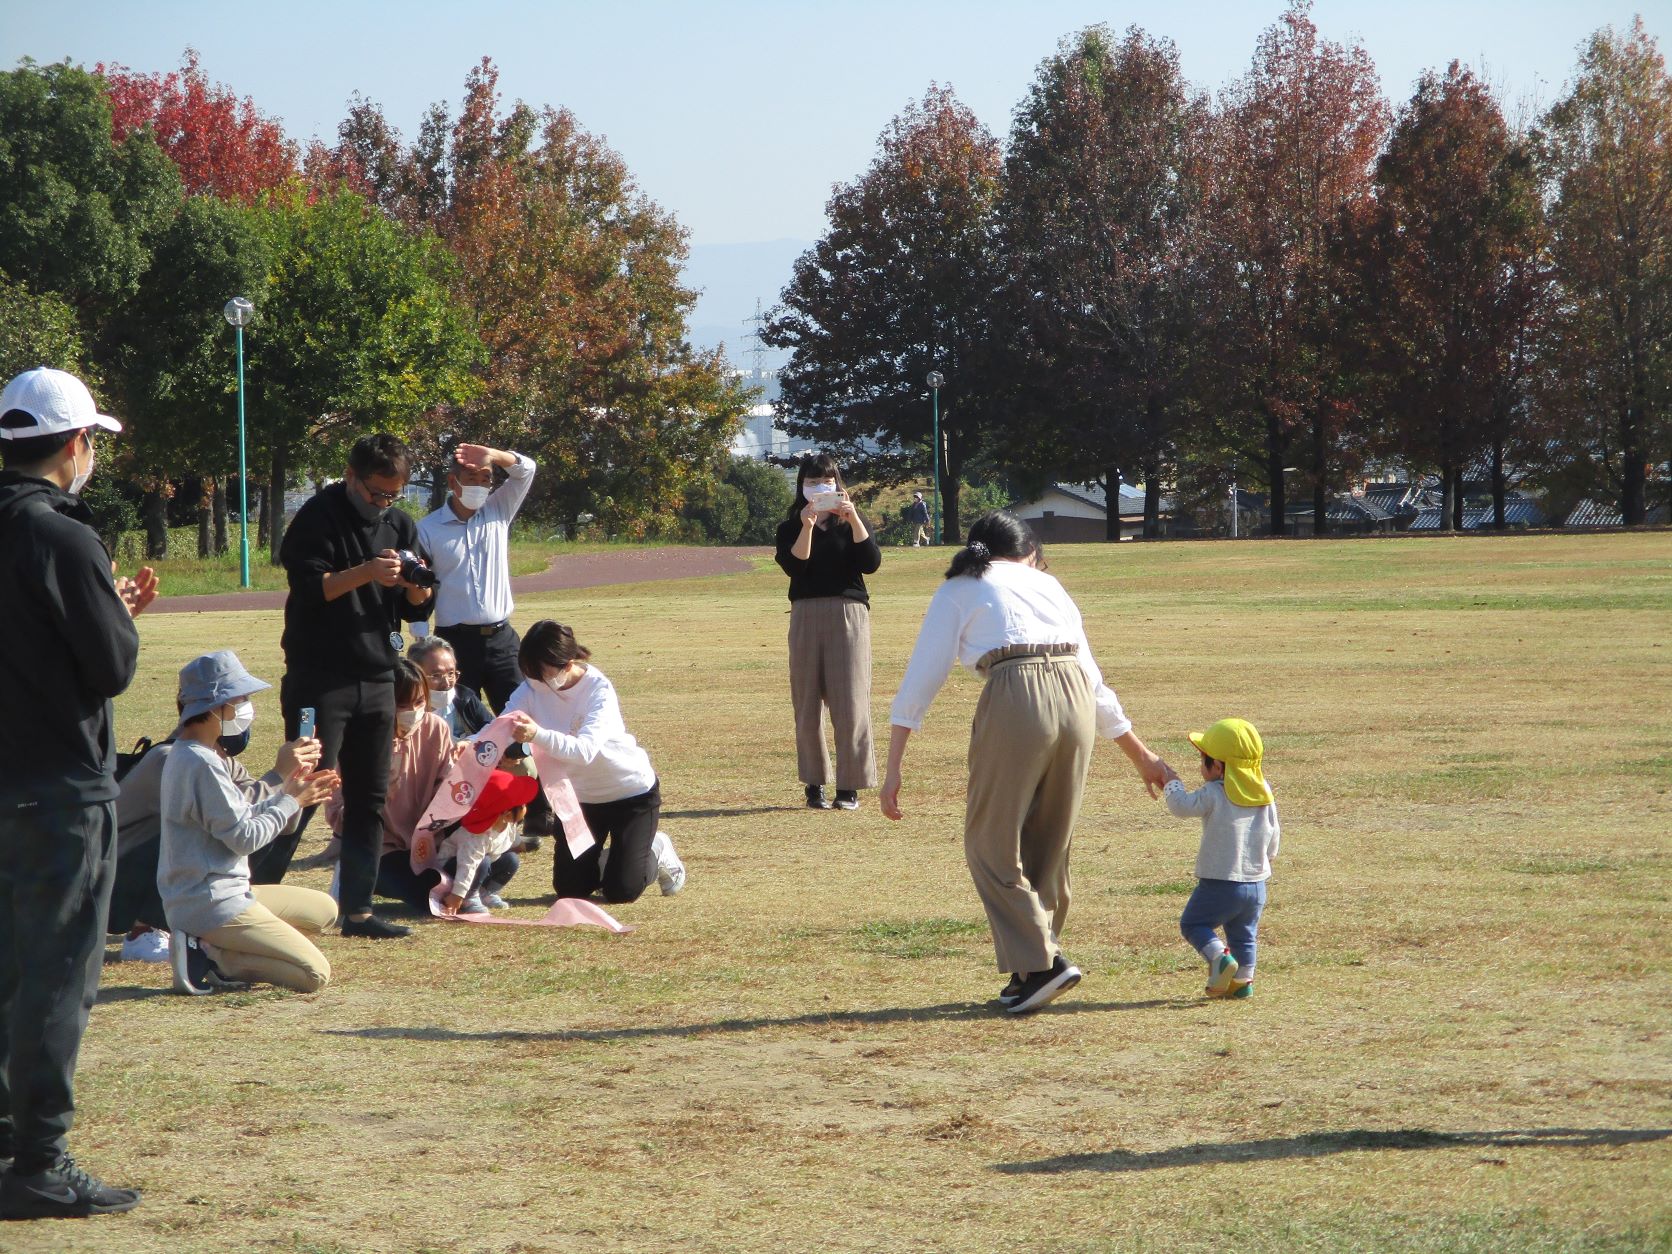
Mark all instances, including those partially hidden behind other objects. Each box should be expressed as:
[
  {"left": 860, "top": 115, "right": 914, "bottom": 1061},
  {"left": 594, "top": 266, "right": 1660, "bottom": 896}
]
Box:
[{"left": 44, "top": 512, "right": 140, "bottom": 699}]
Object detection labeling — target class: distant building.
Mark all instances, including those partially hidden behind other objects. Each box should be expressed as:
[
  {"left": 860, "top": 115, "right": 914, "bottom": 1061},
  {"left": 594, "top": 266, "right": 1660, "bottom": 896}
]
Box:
[{"left": 1012, "top": 481, "right": 1164, "bottom": 542}]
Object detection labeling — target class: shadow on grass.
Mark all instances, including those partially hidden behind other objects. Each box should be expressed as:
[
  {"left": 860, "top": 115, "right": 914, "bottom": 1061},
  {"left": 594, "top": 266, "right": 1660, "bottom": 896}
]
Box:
[
  {"left": 96, "top": 984, "right": 177, "bottom": 1004},
  {"left": 660, "top": 806, "right": 799, "bottom": 820},
  {"left": 321, "top": 997, "right": 1189, "bottom": 1044},
  {"left": 993, "top": 1126, "right": 1672, "bottom": 1175}
]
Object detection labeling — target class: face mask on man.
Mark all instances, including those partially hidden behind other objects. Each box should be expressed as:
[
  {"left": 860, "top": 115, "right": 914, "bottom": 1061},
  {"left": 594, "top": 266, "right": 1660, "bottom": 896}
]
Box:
[
  {"left": 396, "top": 707, "right": 423, "bottom": 732},
  {"left": 428, "top": 686, "right": 456, "bottom": 714},
  {"left": 457, "top": 484, "right": 491, "bottom": 510},
  {"left": 68, "top": 432, "right": 96, "bottom": 496},
  {"left": 347, "top": 476, "right": 386, "bottom": 522}
]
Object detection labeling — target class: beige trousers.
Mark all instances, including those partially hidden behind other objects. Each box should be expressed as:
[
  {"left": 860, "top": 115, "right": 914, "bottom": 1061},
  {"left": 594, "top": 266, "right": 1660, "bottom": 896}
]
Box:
[
  {"left": 202, "top": 884, "right": 336, "bottom": 993},
  {"left": 788, "top": 597, "right": 877, "bottom": 789},
  {"left": 963, "top": 651, "right": 1095, "bottom": 974}
]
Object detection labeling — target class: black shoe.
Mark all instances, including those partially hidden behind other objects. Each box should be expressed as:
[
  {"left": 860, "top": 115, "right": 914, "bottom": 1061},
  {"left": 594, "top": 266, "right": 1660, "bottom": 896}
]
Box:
[
  {"left": 0, "top": 1154, "right": 141, "bottom": 1219},
  {"left": 833, "top": 790, "right": 860, "bottom": 810},
  {"left": 169, "top": 930, "right": 246, "bottom": 996},
  {"left": 513, "top": 832, "right": 544, "bottom": 854},
  {"left": 805, "top": 785, "right": 831, "bottom": 810},
  {"left": 341, "top": 914, "right": 411, "bottom": 940},
  {"left": 1004, "top": 955, "right": 1082, "bottom": 1015},
  {"left": 522, "top": 811, "right": 557, "bottom": 837},
  {"left": 997, "top": 974, "right": 1024, "bottom": 1006}
]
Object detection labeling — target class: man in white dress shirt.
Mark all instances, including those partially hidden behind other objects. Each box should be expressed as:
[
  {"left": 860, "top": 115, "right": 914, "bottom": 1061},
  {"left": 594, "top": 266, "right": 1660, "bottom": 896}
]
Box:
[{"left": 415, "top": 443, "right": 537, "bottom": 712}]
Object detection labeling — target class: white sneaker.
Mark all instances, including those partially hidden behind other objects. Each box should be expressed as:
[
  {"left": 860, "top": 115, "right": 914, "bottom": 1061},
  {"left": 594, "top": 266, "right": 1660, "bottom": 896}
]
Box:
[
  {"left": 478, "top": 889, "right": 509, "bottom": 909},
  {"left": 119, "top": 929, "right": 170, "bottom": 963},
  {"left": 652, "top": 830, "right": 686, "bottom": 896}
]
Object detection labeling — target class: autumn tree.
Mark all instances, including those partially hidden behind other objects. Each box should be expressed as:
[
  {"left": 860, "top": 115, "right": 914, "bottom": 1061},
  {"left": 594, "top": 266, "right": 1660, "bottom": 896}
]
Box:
[
  {"left": 764, "top": 86, "right": 1008, "bottom": 541},
  {"left": 1203, "top": 0, "right": 1387, "bottom": 534},
  {"left": 1538, "top": 19, "right": 1672, "bottom": 525},
  {"left": 1002, "top": 26, "right": 1210, "bottom": 539}
]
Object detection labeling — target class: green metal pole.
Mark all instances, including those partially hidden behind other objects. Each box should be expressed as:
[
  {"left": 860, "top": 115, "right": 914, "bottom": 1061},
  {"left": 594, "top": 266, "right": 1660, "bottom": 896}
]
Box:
[
  {"left": 236, "top": 325, "right": 250, "bottom": 589},
  {"left": 931, "top": 386, "right": 941, "bottom": 545}
]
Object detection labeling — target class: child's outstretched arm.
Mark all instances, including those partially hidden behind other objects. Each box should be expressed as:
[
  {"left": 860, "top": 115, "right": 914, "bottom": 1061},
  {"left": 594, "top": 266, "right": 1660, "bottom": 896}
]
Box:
[{"left": 1162, "top": 777, "right": 1215, "bottom": 819}]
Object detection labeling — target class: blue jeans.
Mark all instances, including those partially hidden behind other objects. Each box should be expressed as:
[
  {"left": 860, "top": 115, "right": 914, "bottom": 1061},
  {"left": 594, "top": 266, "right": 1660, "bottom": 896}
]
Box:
[{"left": 1180, "top": 879, "right": 1267, "bottom": 977}]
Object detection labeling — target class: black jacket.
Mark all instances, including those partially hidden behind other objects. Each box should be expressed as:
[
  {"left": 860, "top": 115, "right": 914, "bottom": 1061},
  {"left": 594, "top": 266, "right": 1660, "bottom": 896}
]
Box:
[
  {"left": 279, "top": 483, "right": 434, "bottom": 682},
  {"left": 0, "top": 472, "right": 141, "bottom": 810},
  {"left": 774, "top": 516, "right": 883, "bottom": 606},
  {"left": 454, "top": 684, "right": 493, "bottom": 735}
]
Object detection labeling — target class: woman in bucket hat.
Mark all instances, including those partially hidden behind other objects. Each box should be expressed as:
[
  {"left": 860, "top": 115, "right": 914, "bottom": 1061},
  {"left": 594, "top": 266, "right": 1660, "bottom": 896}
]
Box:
[
  {"left": 1162, "top": 717, "right": 1281, "bottom": 999},
  {"left": 882, "top": 510, "right": 1172, "bottom": 1015},
  {"left": 157, "top": 651, "right": 340, "bottom": 995}
]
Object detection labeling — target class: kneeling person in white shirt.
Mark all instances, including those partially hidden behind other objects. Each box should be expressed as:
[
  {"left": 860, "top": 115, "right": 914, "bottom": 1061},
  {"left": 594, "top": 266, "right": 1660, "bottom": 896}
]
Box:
[{"left": 505, "top": 620, "right": 684, "bottom": 903}]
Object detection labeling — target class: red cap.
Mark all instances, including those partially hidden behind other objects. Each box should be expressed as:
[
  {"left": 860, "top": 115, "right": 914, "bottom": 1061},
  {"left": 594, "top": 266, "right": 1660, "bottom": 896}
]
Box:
[{"left": 460, "top": 770, "right": 540, "bottom": 833}]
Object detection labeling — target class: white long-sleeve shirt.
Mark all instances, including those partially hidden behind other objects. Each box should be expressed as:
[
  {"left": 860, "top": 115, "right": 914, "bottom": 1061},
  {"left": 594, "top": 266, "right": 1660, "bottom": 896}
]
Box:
[
  {"left": 439, "top": 818, "right": 518, "bottom": 897},
  {"left": 1163, "top": 779, "right": 1281, "bottom": 882},
  {"left": 158, "top": 738, "right": 301, "bottom": 937},
  {"left": 415, "top": 453, "right": 536, "bottom": 627},
  {"left": 889, "top": 560, "right": 1132, "bottom": 738},
  {"left": 503, "top": 667, "right": 656, "bottom": 803}
]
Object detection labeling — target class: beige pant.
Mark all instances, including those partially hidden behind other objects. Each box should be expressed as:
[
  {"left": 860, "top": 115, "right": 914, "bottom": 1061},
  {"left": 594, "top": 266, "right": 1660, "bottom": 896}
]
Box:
[
  {"left": 964, "top": 651, "right": 1095, "bottom": 974},
  {"left": 202, "top": 885, "right": 335, "bottom": 993},
  {"left": 788, "top": 597, "right": 877, "bottom": 789}
]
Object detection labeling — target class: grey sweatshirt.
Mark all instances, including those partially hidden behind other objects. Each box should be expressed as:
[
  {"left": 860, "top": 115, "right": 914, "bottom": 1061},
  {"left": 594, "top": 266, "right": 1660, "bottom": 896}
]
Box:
[
  {"left": 158, "top": 738, "right": 301, "bottom": 937},
  {"left": 1163, "top": 779, "right": 1281, "bottom": 882}
]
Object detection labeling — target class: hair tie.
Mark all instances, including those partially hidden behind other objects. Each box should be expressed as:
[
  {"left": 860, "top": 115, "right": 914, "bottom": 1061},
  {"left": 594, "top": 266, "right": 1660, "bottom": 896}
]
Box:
[{"left": 966, "top": 540, "right": 989, "bottom": 559}]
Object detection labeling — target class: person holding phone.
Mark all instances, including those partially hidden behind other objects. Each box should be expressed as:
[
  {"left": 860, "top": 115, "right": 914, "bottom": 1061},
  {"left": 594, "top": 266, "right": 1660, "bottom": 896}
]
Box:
[
  {"left": 278, "top": 433, "right": 434, "bottom": 939},
  {"left": 773, "top": 452, "right": 881, "bottom": 811}
]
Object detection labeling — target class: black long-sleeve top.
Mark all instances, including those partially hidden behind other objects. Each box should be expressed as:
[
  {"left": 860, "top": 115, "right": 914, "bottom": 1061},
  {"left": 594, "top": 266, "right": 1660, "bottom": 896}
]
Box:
[
  {"left": 0, "top": 473, "right": 141, "bottom": 809},
  {"left": 774, "top": 516, "right": 883, "bottom": 606},
  {"left": 280, "top": 483, "right": 433, "bottom": 682}
]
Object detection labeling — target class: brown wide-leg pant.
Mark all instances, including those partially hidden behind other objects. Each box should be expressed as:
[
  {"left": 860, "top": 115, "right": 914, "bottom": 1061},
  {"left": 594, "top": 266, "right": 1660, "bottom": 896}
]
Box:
[
  {"left": 964, "top": 648, "right": 1094, "bottom": 975},
  {"left": 788, "top": 596, "right": 877, "bottom": 790}
]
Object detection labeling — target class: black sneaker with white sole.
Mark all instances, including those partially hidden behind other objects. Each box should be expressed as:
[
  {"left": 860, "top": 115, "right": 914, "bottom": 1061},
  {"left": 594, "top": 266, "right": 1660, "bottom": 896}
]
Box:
[
  {"left": 0, "top": 1154, "right": 141, "bottom": 1219},
  {"left": 169, "top": 930, "right": 246, "bottom": 996},
  {"left": 997, "top": 974, "right": 1024, "bottom": 1006},
  {"left": 833, "top": 790, "right": 859, "bottom": 810},
  {"left": 1003, "top": 955, "right": 1082, "bottom": 1015},
  {"left": 805, "top": 785, "right": 831, "bottom": 810}
]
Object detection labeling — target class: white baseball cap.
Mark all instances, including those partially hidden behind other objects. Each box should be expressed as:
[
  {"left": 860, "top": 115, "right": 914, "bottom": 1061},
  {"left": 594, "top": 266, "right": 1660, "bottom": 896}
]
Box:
[{"left": 0, "top": 367, "right": 123, "bottom": 439}]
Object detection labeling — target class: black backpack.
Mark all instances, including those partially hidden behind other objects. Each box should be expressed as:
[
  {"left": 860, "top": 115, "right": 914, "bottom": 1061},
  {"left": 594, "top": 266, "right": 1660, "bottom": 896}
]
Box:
[{"left": 115, "top": 736, "right": 172, "bottom": 783}]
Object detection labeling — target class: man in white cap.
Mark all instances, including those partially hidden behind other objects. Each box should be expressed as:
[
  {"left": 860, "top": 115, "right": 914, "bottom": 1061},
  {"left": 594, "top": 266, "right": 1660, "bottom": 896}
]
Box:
[{"left": 0, "top": 366, "right": 153, "bottom": 1219}]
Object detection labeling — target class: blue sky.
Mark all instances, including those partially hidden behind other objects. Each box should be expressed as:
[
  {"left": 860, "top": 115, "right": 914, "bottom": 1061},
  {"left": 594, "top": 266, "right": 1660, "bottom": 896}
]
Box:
[{"left": 6, "top": 1, "right": 1664, "bottom": 248}]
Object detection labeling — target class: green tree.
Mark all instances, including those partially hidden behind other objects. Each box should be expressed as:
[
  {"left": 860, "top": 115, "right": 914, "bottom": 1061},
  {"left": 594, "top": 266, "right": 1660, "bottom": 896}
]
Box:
[
  {"left": 0, "top": 275, "right": 91, "bottom": 380},
  {"left": 679, "top": 475, "right": 748, "bottom": 543},
  {"left": 763, "top": 86, "right": 1009, "bottom": 542},
  {"left": 722, "top": 455, "right": 793, "bottom": 543}
]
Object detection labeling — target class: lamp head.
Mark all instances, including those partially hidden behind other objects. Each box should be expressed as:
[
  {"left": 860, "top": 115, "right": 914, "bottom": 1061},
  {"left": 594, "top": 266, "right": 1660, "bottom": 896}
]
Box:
[{"left": 223, "top": 297, "right": 254, "bottom": 328}]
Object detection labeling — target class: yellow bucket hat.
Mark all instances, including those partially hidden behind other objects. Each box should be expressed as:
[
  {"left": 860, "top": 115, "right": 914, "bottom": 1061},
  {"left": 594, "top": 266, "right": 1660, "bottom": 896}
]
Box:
[{"left": 1188, "top": 718, "right": 1273, "bottom": 808}]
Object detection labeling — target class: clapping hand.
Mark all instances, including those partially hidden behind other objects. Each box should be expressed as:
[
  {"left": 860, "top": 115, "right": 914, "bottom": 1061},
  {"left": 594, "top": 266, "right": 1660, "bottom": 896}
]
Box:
[
  {"left": 285, "top": 767, "right": 340, "bottom": 808},
  {"left": 113, "top": 563, "right": 158, "bottom": 617}
]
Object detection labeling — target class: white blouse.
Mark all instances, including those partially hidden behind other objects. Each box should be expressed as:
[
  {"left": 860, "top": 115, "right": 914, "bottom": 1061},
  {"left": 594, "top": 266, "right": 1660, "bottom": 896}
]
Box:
[
  {"left": 889, "top": 560, "right": 1131, "bottom": 739},
  {"left": 503, "top": 666, "right": 656, "bottom": 804}
]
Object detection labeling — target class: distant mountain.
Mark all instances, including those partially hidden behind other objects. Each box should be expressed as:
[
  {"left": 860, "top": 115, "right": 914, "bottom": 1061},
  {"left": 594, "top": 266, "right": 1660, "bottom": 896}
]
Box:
[{"left": 682, "top": 238, "right": 812, "bottom": 366}]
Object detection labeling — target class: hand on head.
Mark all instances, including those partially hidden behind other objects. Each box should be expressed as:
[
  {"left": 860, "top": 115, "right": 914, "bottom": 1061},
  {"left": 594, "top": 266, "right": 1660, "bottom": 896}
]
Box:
[{"left": 453, "top": 443, "right": 492, "bottom": 472}]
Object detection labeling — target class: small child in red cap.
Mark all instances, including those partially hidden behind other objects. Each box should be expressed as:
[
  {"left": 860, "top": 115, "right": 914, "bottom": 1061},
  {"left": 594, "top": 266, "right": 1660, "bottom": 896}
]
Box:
[{"left": 437, "top": 768, "right": 538, "bottom": 915}]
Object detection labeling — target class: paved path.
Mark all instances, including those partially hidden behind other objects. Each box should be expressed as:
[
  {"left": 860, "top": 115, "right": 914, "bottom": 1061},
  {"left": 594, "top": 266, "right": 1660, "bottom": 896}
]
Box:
[{"left": 147, "top": 546, "right": 769, "bottom": 615}]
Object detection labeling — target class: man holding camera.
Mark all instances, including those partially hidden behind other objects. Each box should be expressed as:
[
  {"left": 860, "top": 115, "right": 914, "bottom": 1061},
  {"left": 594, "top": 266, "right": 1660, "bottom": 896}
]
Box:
[
  {"left": 278, "top": 433, "right": 434, "bottom": 939},
  {"left": 415, "top": 442, "right": 536, "bottom": 712}
]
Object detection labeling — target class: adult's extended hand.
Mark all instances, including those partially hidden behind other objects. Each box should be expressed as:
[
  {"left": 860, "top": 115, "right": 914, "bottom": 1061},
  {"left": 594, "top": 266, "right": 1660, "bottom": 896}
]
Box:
[
  {"left": 113, "top": 564, "right": 158, "bottom": 617},
  {"left": 880, "top": 770, "right": 905, "bottom": 821},
  {"left": 506, "top": 710, "right": 540, "bottom": 744}
]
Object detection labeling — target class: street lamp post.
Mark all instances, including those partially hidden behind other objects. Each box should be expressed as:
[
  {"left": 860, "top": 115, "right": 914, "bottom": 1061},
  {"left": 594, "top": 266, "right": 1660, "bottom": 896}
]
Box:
[
  {"left": 223, "top": 297, "right": 254, "bottom": 589},
  {"left": 925, "top": 370, "right": 944, "bottom": 544}
]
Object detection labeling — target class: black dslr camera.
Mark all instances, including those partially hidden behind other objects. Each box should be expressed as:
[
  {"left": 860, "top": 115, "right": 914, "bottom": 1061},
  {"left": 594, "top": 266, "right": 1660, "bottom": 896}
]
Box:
[{"left": 397, "top": 550, "right": 437, "bottom": 588}]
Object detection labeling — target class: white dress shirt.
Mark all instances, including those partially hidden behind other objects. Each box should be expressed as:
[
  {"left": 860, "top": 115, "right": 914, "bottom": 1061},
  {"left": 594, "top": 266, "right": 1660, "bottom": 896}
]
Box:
[
  {"left": 415, "top": 453, "right": 536, "bottom": 627},
  {"left": 889, "top": 559, "right": 1132, "bottom": 738},
  {"left": 502, "top": 667, "right": 657, "bottom": 804}
]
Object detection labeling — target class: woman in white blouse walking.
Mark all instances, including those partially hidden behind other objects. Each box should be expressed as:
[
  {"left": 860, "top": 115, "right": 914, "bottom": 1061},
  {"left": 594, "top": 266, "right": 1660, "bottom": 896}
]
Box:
[{"left": 882, "top": 511, "right": 1170, "bottom": 1014}]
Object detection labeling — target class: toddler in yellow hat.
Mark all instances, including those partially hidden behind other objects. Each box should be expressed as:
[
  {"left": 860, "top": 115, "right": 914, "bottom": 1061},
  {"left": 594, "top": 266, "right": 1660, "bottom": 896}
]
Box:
[{"left": 1161, "top": 718, "right": 1281, "bottom": 999}]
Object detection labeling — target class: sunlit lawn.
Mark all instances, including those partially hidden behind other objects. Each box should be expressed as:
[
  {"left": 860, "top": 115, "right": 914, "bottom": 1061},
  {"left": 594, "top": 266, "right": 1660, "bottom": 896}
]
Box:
[{"left": 24, "top": 532, "right": 1671, "bottom": 1253}]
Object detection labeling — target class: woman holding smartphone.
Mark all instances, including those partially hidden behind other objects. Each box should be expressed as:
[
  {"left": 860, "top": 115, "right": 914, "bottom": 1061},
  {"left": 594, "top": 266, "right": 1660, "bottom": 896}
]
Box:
[{"left": 773, "top": 452, "right": 882, "bottom": 810}]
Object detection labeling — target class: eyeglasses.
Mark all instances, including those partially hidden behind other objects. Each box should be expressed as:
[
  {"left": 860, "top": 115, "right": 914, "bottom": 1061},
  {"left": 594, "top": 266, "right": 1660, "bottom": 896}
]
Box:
[
  {"left": 360, "top": 483, "right": 401, "bottom": 506},
  {"left": 425, "top": 669, "right": 459, "bottom": 683}
]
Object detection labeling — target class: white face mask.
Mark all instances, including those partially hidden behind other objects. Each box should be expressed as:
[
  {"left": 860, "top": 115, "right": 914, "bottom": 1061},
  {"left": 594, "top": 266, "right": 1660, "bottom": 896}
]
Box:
[
  {"left": 457, "top": 484, "right": 491, "bottom": 510},
  {"left": 396, "top": 707, "right": 423, "bottom": 732},
  {"left": 68, "top": 433, "right": 95, "bottom": 496},
  {"left": 221, "top": 700, "right": 254, "bottom": 736},
  {"left": 428, "top": 686, "right": 456, "bottom": 713}
]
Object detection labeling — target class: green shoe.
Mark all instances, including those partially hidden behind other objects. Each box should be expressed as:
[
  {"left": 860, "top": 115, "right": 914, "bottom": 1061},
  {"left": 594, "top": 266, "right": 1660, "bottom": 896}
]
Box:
[
  {"left": 1230, "top": 980, "right": 1253, "bottom": 999},
  {"left": 1205, "top": 953, "right": 1239, "bottom": 997}
]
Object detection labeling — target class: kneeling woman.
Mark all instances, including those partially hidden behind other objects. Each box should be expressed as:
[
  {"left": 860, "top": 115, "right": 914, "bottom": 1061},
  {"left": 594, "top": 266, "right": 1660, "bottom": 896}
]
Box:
[
  {"left": 159, "top": 652, "right": 339, "bottom": 995},
  {"left": 882, "top": 512, "right": 1169, "bottom": 1015},
  {"left": 505, "top": 620, "right": 684, "bottom": 902}
]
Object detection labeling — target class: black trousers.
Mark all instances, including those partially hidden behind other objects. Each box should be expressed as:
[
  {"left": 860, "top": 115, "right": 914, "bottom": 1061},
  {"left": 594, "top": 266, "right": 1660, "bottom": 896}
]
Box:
[
  {"left": 108, "top": 837, "right": 166, "bottom": 934},
  {"left": 436, "top": 622, "right": 523, "bottom": 713},
  {"left": 554, "top": 781, "right": 661, "bottom": 903},
  {"left": 282, "top": 673, "right": 396, "bottom": 917},
  {"left": 0, "top": 801, "right": 116, "bottom": 1172},
  {"left": 375, "top": 848, "right": 521, "bottom": 911}
]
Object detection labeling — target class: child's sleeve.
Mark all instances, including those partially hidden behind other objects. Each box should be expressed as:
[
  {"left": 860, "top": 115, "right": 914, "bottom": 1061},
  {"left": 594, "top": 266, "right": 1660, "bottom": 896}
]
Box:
[
  {"left": 451, "top": 831, "right": 490, "bottom": 899},
  {"left": 1162, "top": 779, "right": 1214, "bottom": 818},
  {"left": 1266, "top": 800, "right": 1281, "bottom": 863}
]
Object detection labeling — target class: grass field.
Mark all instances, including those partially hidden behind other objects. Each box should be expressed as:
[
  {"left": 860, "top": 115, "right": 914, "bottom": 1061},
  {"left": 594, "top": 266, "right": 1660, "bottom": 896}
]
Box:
[{"left": 21, "top": 533, "right": 1672, "bottom": 1253}]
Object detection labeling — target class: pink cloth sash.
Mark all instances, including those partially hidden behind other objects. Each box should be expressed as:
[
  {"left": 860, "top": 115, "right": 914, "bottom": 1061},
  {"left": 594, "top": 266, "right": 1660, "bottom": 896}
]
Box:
[
  {"left": 426, "top": 873, "right": 633, "bottom": 932},
  {"left": 410, "top": 714, "right": 596, "bottom": 871}
]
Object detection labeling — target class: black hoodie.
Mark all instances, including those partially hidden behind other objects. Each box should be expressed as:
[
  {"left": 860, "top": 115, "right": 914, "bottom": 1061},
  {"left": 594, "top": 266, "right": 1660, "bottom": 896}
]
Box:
[{"left": 0, "top": 471, "right": 141, "bottom": 811}]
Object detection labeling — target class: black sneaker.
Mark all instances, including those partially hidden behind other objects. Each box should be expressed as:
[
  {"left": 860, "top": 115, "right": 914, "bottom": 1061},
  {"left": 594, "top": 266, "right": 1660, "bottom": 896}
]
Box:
[
  {"left": 169, "top": 930, "right": 246, "bottom": 996},
  {"left": 513, "top": 832, "right": 544, "bottom": 853},
  {"left": 833, "top": 790, "right": 860, "bottom": 810},
  {"left": 341, "top": 914, "right": 412, "bottom": 940},
  {"left": 0, "top": 1154, "right": 141, "bottom": 1218},
  {"left": 997, "top": 974, "right": 1024, "bottom": 1006},
  {"left": 1003, "top": 955, "right": 1082, "bottom": 1015},
  {"left": 805, "top": 785, "right": 831, "bottom": 810}
]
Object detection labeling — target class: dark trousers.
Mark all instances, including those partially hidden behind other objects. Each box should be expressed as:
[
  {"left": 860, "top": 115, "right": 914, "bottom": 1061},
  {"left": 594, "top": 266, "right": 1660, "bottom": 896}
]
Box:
[
  {"left": 436, "top": 622, "right": 523, "bottom": 713},
  {"left": 375, "top": 848, "right": 520, "bottom": 911},
  {"left": 282, "top": 673, "right": 396, "bottom": 917},
  {"left": 108, "top": 837, "right": 167, "bottom": 934},
  {"left": 0, "top": 801, "right": 116, "bottom": 1171},
  {"left": 554, "top": 781, "right": 661, "bottom": 903}
]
